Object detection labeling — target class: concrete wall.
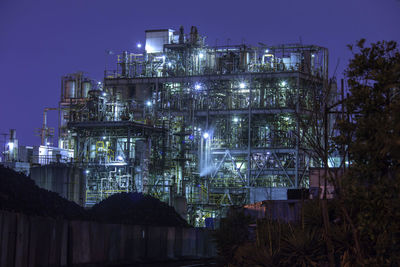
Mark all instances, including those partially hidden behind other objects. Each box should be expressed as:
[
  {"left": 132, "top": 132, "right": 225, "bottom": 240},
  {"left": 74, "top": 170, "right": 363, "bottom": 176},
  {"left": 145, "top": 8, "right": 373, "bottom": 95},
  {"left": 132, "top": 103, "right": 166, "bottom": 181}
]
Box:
[
  {"left": 30, "top": 164, "right": 85, "bottom": 206},
  {"left": 0, "top": 210, "right": 216, "bottom": 267}
]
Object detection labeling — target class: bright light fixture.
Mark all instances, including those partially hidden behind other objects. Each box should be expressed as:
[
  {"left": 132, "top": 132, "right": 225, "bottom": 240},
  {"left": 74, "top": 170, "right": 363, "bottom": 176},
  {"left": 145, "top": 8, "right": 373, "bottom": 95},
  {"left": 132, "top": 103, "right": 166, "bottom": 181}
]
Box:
[
  {"left": 102, "top": 136, "right": 106, "bottom": 140},
  {"left": 85, "top": 170, "right": 90, "bottom": 174},
  {"left": 239, "top": 82, "right": 246, "bottom": 89},
  {"left": 199, "top": 53, "right": 204, "bottom": 59},
  {"left": 137, "top": 43, "right": 142, "bottom": 48},
  {"left": 233, "top": 117, "right": 239, "bottom": 123},
  {"left": 8, "top": 142, "right": 14, "bottom": 150},
  {"left": 167, "top": 62, "right": 172, "bottom": 67},
  {"left": 146, "top": 100, "right": 152, "bottom": 107},
  {"left": 203, "top": 132, "right": 209, "bottom": 139},
  {"left": 311, "top": 54, "right": 315, "bottom": 58},
  {"left": 281, "top": 81, "right": 287, "bottom": 87},
  {"left": 117, "top": 155, "right": 124, "bottom": 161},
  {"left": 265, "top": 49, "right": 269, "bottom": 53},
  {"left": 195, "top": 84, "right": 201, "bottom": 90},
  {"left": 102, "top": 92, "right": 107, "bottom": 96}
]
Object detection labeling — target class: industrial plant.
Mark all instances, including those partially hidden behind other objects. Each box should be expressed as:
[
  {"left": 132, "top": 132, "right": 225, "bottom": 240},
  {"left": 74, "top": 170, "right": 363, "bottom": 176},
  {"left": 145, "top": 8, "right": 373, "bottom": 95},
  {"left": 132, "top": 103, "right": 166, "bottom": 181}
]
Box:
[{"left": 2, "top": 26, "right": 333, "bottom": 226}]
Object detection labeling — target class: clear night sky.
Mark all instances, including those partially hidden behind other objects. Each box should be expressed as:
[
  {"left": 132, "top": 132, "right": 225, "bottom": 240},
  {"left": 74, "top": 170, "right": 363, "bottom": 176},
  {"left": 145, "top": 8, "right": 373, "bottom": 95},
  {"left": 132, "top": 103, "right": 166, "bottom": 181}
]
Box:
[{"left": 0, "top": 0, "right": 399, "bottom": 147}]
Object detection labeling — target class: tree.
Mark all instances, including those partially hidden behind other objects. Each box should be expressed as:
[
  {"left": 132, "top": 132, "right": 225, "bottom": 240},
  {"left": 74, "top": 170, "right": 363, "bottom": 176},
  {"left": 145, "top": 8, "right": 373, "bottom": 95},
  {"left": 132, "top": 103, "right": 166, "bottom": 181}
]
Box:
[{"left": 335, "top": 39, "right": 400, "bottom": 265}]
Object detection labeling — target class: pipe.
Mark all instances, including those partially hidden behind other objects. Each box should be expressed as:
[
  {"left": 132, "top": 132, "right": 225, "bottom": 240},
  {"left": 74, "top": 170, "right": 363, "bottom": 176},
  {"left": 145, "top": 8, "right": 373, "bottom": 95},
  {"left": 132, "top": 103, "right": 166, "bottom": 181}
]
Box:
[{"left": 42, "top": 108, "right": 58, "bottom": 145}]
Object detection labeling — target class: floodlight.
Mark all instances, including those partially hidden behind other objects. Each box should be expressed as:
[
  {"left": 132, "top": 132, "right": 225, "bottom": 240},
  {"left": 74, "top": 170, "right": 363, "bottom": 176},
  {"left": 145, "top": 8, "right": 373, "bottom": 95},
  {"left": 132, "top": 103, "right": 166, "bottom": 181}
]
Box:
[{"left": 203, "top": 132, "right": 209, "bottom": 139}]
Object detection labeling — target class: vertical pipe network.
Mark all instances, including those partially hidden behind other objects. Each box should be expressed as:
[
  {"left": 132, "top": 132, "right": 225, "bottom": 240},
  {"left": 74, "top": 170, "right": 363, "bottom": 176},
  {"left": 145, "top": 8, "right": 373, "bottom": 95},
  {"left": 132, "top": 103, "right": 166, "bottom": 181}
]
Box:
[
  {"left": 295, "top": 74, "right": 300, "bottom": 188},
  {"left": 247, "top": 79, "right": 252, "bottom": 199},
  {"left": 127, "top": 128, "right": 131, "bottom": 190}
]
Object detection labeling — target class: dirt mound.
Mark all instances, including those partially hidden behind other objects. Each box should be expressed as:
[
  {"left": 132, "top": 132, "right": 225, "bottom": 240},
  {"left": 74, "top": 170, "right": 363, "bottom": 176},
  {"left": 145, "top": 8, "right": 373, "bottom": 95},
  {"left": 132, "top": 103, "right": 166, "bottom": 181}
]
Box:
[
  {"left": 0, "top": 166, "right": 187, "bottom": 227},
  {"left": 89, "top": 192, "right": 188, "bottom": 227},
  {"left": 0, "top": 166, "right": 86, "bottom": 220}
]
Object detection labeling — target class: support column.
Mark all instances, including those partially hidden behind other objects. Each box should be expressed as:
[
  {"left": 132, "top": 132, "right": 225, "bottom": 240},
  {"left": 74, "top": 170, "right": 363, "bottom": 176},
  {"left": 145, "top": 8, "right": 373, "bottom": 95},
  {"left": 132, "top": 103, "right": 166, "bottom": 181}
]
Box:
[
  {"left": 247, "top": 79, "right": 252, "bottom": 196},
  {"left": 295, "top": 74, "right": 300, "bottom": 188}
]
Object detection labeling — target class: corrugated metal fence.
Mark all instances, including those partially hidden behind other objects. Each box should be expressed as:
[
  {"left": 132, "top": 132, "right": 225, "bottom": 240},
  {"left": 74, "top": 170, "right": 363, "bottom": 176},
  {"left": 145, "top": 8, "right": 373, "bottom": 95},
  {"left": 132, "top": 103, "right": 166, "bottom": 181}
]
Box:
[{"left": 0, "top": 211, "right": 216, "bottom": 267}]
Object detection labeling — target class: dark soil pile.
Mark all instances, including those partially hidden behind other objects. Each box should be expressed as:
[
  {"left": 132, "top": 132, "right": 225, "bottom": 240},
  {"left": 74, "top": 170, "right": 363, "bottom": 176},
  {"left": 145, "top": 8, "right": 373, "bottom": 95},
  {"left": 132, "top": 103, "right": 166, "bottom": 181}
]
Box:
[
  {"left": 0, "top": 166, "right": 86, "bottom": 220},
  {"left": 0, "top": 166, "right": 187, "bottom": 227},
  {"left": 89, "top": 192, "right": 188, "bottom": 227}
]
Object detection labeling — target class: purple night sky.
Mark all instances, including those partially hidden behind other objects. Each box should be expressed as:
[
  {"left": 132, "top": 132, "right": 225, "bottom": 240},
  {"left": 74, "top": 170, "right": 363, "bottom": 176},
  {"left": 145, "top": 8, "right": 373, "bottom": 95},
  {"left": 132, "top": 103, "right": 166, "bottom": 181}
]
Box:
[{"left": 0, "top": 0, "right": 399, "bottom": 147}]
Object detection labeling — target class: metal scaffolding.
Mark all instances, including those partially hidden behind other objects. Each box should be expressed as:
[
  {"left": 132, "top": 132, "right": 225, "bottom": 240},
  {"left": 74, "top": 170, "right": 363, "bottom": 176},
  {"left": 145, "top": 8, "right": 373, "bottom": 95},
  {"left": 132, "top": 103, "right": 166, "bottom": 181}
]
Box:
[{"left": 58, "top": 26, "right": 330, "bottom": 225}]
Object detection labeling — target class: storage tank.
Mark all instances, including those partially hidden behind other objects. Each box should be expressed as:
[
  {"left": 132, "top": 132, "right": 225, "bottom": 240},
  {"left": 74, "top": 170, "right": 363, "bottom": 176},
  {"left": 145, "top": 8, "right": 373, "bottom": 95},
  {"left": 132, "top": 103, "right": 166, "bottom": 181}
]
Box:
[
  {"left": 65, "top": 80, "right": 76, "bottom": 98},
  {"left": 82, "top": 81, "right": 92, "bottom": 98},
  {"left": 239, "top": 47, "right": 249, "bottom": 71}
]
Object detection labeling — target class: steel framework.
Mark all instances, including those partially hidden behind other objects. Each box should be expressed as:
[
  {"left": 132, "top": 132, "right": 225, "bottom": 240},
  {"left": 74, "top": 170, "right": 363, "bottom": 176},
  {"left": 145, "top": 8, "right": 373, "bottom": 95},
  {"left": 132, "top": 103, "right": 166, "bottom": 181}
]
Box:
[{"left": 58, "top": 27, "right": 329, "bottom": 225}]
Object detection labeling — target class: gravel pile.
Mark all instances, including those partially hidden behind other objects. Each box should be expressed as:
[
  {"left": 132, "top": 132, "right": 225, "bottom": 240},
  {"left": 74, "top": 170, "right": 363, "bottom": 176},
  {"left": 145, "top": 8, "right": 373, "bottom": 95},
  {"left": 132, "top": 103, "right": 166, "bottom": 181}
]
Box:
[
  {"left": 0, "top": 166, "right": 187, "bottom": 227},
  {"left": 0, "top": 166, "right": 86, "bottom": 220},
  {"left": 89, "top": 192, "right": 188, "bottom": 227}
]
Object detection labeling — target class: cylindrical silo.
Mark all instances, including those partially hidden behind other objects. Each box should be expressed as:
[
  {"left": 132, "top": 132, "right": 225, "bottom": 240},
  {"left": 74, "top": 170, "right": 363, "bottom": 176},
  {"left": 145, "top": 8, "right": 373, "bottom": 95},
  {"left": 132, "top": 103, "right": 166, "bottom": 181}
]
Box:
[
  {"left": 82, "top": 81, "right": 92, "bottom": 98},
  {"left": 65, "top": 80, "right": 76, "bottom": 98},
  {"left": 9, "top": 129, "right": 17, "bottom": 140}
]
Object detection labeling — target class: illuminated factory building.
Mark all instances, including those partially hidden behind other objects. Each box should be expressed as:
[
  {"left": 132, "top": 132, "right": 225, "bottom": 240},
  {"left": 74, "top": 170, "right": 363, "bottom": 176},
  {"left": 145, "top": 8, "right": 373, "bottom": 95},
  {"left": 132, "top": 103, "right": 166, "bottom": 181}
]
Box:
[{"left": 56, "top": 26, "right": 330, "bottom": 224}]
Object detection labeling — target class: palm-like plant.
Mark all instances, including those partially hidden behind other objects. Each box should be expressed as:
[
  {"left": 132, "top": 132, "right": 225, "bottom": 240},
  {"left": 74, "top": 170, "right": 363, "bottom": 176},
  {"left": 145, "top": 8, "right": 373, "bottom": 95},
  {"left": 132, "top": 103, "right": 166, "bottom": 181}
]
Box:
[{"left": 279, "top": 226, "right": 326, "bottom": 266}]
